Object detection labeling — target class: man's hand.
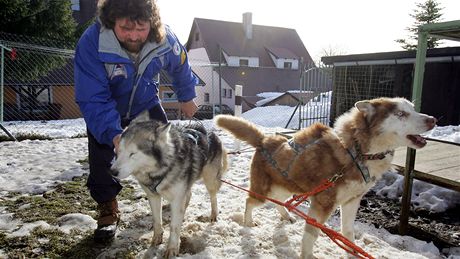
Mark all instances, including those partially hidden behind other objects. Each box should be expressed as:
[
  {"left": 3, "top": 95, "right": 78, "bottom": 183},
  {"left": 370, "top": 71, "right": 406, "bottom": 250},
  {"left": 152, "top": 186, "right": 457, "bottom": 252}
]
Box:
[
  {"left": 113, "top": 134, "right": 121, "bottom": 154},
  {"left": 180, "top": 100, "right": 198, "bottom": 118}
]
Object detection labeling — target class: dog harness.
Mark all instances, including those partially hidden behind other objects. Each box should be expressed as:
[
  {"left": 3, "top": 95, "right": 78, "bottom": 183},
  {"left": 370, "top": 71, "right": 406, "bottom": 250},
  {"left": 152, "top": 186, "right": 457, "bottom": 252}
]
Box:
[
  {"left": 346, "top": 141, "right": 395, "bottom": 183},
  {"left": 259, "top": 137, "right": 394, "bottom": 184},
  {"left": 146, "top": 173, "right": 168, "bottom": 194},
  {"left": 258, "top": 137, "right": 321, "bottom": 178}
]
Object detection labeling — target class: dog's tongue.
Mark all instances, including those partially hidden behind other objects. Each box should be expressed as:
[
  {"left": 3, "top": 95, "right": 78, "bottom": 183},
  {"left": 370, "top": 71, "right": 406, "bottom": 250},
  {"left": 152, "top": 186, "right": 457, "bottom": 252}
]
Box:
[{"left": 407, "top": 134, "right": 427, "bottom": 147}]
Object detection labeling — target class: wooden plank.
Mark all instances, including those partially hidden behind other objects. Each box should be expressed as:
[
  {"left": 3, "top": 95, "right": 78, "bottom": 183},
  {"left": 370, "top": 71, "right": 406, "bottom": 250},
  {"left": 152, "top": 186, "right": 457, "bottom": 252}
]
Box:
[
  {"left": 393, "top": 140, "right": 460, "bottom": 193},
  {"left": 394, "top": 165, "right": 460, "bottom": 192},
  {"left": 393, "top": 142, "right": 460, "bottom": 177}
]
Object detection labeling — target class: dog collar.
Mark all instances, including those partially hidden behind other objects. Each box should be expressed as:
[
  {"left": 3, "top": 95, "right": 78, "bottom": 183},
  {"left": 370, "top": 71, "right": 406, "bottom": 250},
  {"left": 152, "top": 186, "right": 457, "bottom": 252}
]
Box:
[
  {"left": 361, "top": 150, "right": 395, "bottom": 160},
  {"left": 353, "top": 142, "right": 394, "bottom": 161},
  {"left": 347, "top": 142, "right": 394, "bottom": 183}
]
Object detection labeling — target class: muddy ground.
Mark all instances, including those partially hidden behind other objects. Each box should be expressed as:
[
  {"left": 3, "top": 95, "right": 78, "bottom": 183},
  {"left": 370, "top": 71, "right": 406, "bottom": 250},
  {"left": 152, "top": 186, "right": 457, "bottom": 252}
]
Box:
[{"left": 356, "top": 190, "right": 460, "bottom": 257}]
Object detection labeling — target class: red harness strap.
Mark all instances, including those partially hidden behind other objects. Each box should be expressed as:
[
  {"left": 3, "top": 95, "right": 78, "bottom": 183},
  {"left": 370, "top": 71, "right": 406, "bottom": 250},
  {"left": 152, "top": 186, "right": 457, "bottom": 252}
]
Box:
[{"left": 221, "top": 179, "right": 375, "bottom": 259}]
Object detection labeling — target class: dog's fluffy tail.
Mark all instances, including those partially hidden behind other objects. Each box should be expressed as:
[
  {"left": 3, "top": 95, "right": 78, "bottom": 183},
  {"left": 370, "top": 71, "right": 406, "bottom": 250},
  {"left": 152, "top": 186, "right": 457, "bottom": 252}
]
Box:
[{"left": 215, "top": 115, "right": 265, "bottom": 147}]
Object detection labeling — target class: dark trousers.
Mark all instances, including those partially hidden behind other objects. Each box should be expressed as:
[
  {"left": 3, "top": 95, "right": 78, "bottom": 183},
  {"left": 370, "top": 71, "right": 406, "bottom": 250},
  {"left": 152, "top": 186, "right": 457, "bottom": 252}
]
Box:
[{"left": 86, "top": 104, "right": 168, "bottom": 204}]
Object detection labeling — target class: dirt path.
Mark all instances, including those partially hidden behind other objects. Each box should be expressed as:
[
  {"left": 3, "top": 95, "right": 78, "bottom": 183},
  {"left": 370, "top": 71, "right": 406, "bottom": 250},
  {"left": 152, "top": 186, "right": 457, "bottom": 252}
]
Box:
[{"left": 356, "top": 190, "right": 460, "bottom": 257}]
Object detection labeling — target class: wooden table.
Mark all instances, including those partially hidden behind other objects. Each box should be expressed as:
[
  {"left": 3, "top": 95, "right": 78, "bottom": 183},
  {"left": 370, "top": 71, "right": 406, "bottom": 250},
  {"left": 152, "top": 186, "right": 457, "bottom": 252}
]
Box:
[{"left": 392, "top": 139, "right": 460, "bottom": 192}]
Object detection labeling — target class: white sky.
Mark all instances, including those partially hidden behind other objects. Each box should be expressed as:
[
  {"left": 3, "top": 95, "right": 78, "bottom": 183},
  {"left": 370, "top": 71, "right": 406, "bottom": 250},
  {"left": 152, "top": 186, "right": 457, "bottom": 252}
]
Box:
[{"left": 158, "top": 0, "right": 460, "bottom": 62}]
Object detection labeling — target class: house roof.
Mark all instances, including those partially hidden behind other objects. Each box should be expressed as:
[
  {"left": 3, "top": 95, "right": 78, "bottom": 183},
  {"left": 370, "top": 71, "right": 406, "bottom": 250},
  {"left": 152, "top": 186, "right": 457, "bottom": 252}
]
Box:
[
  {"left": 321, "top": 46, "right": 460, "bottom": 66},
  {"left": 266, "top": 47, "right": 298, "bottom": 59},
  {"left": 185, "top": 17, "right": 331, "bottom": 96},
  {"left": 186, "top": 17, "right": 314, "bottom": 66},
  {"left": 159, "top": 70, "right": 206, "bottom": 87},
  {"left": 217, "top": 66, "right": 331, "bottom": 96},
  {"left": 218, "top": 66, "right": 302, "bottom": 96}
]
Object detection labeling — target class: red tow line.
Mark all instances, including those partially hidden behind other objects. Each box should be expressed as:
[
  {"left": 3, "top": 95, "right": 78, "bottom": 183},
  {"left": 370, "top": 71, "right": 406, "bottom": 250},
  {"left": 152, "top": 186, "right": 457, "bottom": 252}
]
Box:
[{"left": 221, "top": 179, "right": 375, "bottom": 259}]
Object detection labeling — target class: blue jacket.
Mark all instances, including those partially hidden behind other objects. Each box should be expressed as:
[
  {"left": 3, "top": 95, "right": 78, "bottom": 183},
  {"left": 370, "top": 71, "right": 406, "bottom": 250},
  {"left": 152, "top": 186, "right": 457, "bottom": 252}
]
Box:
[{"left": 74, "top": 22, "right": 197, "bottom": 146}]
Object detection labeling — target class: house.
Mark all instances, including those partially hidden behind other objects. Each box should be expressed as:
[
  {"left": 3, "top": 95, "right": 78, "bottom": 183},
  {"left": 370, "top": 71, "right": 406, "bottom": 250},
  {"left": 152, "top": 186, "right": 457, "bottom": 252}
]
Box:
[
  {"left": 185, "top": 13, "right": 328, "bottom": 111},
  {"left": 70, "top": 0, "right": 97, "bottom": 25},
  {"left": 256, "top": 91, "right": 318, "bottom": 107},
  {"left": 321, "top": 47, "right": 460, "bottom": 126}
]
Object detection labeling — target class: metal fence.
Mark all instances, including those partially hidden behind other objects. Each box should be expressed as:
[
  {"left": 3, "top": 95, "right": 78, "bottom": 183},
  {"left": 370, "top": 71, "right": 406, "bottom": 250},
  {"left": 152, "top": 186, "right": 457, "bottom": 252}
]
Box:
[
  {"left": 330, "top": 64, "right": 401, "bottom": 122},
  {"left": 0, "top": 32, "right": 76, "bottom": 122},
  {"left": 1, "top": 32, "right": 333, "bottom": 131},
  {"left": 189, "top": 60, "right": 333, "bottom": 130}
]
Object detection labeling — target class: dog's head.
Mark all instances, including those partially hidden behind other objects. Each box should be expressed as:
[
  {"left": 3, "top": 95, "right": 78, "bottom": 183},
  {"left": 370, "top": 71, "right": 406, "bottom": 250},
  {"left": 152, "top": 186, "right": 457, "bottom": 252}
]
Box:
[
  {"left": 110, "top": 113, "right": 172, "bottom": 179},
  {"left": 354, "top": 97, "right": 436, "bottom": 149}
]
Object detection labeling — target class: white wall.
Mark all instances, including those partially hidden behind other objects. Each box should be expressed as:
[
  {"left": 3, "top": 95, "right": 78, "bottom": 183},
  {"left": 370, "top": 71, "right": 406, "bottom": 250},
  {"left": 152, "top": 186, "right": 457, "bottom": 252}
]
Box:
[
  {"left": 188, "top": 48, "right": 235, "bottom": 108},
  {"left": 268, "top": 53, "right": 299, "bottom": 69},
  {"left": 223, "top": 51, "right": 259, "bottom": 67}
]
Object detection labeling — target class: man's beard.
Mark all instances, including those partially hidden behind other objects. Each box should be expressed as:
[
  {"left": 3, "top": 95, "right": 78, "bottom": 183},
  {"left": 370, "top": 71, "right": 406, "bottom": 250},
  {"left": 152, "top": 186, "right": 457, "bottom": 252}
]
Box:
[{"left": 120, "top": 40, "right": 144, "bottom": 53}]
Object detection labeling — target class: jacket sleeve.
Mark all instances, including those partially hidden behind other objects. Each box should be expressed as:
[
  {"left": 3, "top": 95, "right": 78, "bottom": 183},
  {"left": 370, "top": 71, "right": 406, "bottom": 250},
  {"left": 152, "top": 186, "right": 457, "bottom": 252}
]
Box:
[
  {"left": 162, "top": 29, "right": 198, "bottom": 102},
  {"left": 74, "top": 29, "right": 123, "bottom": 146}
]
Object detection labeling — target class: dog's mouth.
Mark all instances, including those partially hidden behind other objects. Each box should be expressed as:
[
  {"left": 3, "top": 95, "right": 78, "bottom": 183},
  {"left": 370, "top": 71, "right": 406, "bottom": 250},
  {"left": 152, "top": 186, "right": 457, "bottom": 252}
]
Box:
[{"left": 407, "top": 134, "right": 427, "bottom": 148}]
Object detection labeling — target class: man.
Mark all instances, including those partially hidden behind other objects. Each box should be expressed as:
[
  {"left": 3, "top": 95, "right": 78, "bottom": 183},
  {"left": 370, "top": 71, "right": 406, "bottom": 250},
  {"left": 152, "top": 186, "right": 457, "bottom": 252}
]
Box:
[{"left": 74, "top": 0, "right": 198, "bottom": 243}]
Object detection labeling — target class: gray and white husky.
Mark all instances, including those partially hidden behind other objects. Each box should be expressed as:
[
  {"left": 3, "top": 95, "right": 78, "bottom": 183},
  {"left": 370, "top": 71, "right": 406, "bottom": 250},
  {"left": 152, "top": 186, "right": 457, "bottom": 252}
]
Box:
[{"left": 111, "top": 112, "right": 227, "bottom": 258}]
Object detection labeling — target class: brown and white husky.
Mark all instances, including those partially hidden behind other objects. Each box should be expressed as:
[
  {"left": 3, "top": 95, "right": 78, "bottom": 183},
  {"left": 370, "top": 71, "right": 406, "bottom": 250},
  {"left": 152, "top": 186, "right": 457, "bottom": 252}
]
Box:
[{"left": 215, "top": 97, "right": 436, "bottom": 258}]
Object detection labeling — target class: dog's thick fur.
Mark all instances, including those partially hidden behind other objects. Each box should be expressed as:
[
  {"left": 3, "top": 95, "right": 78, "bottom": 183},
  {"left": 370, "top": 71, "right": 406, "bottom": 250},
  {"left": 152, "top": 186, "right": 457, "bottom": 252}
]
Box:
[
  {"left": 215, "top": 97, "right": 436, "bottom": 258},
  {"left": 111, "top": 113, "right": 227, "bottom": 258}
]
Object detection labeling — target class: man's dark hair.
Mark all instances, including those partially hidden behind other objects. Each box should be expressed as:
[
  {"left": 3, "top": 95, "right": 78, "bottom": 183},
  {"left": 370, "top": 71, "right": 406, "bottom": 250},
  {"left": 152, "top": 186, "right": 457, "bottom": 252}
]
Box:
[{"left": 97, "top": 0, "right": 165, "bottom": 43}]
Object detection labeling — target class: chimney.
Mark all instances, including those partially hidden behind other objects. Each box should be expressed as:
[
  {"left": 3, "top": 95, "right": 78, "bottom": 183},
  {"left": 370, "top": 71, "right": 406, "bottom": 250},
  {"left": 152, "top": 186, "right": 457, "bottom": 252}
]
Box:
[{"left": 242, "top": 12, "right": 253, "bottom": 40}]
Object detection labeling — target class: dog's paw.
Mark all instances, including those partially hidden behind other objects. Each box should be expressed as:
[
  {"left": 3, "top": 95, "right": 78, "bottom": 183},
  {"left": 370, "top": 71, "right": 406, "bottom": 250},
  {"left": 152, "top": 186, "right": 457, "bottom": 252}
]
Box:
[
  {"left": 210, "top": 213, "right": 218, "bottom": 223},
  {"left": 163, "top": 247, "right": 179, "bottom": 259},
  {"left": 244, "top": 221, "right": 257, "bottom": 227},
  {"left": 151, "top": 233, "right": 163, "bottom": 246},
  {"left": 283, "top": 215, "right": 296, "bottom": 224}
]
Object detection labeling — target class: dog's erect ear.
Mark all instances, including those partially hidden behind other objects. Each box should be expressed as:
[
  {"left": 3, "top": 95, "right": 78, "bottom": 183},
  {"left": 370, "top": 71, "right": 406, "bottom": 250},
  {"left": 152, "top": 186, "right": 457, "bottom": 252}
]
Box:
[
  {"left": 355, "top": 100, "right": 375, "bottom": 118},
  {"left": 156, "top": 122, "right": 171, "bottom": 140},
  {"left": 131, "top": 110, "right": 150, "bottom": 124}
]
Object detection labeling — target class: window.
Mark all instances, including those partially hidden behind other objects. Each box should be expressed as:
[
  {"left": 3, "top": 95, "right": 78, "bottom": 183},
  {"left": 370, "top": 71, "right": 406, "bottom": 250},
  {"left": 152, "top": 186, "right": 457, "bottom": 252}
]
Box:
[
  {"left": 284, "top": 62, "right": 292, "bottom": 69},
  {"left": 162, "top": 91, "right": 177, "bottom": 102},
  {"left": 228, "top": 89, "right": 233, "bottom": 98},
  {"left": 195, "top": 32, "right": 199, "bottom": 41},
  {"left": 204, "top": 93, "right": 210, "bottom": 103},
  {"left": 71, "top": 0, "right": 80, "bottom": 11},
  {"left": 239, "top": 59, "right": 249, "bottom": 66},
  {"left": 222, "top": 89, "right": 227, "bottom": 97}
]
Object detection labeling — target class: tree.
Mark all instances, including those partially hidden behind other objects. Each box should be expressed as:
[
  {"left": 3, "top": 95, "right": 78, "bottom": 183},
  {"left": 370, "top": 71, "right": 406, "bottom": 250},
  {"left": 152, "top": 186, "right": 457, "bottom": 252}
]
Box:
[
  {"left": 0, "top": 0, "right": 77, "bottom": 82},
  {"left": 396, "top": 0, "right": 444, "bottom": 51},
  {"left": 0, "top": 0, "right": 76, "bottom": 42}
]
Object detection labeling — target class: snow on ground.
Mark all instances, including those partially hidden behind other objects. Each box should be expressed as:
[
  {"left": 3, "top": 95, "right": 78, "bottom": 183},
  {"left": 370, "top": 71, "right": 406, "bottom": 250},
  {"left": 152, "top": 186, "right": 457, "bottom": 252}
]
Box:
[{"left": 0, "top": 109, "right": 459, "bottom": 258}]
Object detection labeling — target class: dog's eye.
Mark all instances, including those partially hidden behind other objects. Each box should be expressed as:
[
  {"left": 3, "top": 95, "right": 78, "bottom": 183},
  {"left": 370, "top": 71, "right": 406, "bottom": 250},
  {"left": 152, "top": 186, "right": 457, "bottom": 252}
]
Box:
[
  {"left": 396, "top": 111, "right": 405, "bottom": 117},
  {"left": 129, "top": 153, "right": 135, "bottom": 158}
]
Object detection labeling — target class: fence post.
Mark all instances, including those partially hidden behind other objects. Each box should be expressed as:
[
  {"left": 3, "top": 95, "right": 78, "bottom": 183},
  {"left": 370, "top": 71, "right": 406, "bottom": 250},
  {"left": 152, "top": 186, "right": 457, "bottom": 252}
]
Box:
[
  {"left": 0, "top": 44, "right": 12, "bottom": 122},
  {"left": 234, "top": 85, "right": 243, "bottom": 150}
]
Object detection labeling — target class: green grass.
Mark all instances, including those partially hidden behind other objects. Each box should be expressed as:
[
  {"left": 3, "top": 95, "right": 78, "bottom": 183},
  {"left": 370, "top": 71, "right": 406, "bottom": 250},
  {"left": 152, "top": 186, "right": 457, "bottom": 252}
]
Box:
[
  {"left": 0, "top": 132, "right": 52, "bottom": 142},
  {"left": 0, "top": 175, "right": 138, "bottom": 258},
  {"left": 0, "top": 132, "right": 87, "bottom": 142}
]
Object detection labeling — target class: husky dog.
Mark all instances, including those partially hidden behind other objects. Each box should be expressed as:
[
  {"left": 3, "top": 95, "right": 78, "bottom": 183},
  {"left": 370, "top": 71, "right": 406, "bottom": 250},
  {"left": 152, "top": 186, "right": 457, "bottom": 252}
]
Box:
[
  {"left": 215, "top": 97, "right": 436, "bottom": 258},
  {"left": 111, "top": 113, "right": 227, "bottom": 258}
]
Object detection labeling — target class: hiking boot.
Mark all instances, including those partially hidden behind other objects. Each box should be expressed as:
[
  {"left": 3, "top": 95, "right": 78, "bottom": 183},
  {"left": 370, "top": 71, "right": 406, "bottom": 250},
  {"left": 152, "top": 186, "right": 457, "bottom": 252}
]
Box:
[{"left": 94, "top": 199, "right": 120, "bottom": 243}]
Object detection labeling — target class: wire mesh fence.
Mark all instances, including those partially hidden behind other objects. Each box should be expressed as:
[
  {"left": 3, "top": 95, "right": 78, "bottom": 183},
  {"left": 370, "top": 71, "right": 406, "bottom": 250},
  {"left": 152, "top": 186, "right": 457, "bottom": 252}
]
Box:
[
  {"left": 329, "top": 64, "right": 409, "bottom": 122},
  {"left": 1, "top": 32, "right": 333, "bottom": 132},
  {"left": 1, "top": 32, "right": 77, "bottom": 121}
]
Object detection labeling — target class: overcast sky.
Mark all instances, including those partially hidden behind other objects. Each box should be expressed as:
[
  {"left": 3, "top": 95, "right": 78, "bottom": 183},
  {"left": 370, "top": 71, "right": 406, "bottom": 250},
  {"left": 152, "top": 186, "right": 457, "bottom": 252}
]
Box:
[{"left": 158, "top": 0, "right": 460, "bottom": 62}]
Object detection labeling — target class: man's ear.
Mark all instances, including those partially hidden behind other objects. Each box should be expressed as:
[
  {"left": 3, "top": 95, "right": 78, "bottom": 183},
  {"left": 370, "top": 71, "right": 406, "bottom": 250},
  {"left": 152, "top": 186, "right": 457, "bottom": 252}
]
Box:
[{"left": 131, "top": 110, "right": 150, "bottom": 124}]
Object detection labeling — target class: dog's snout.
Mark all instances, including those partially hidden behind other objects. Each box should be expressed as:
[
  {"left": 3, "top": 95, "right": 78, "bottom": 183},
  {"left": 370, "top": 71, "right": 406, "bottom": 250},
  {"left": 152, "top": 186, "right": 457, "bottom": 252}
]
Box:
[
  {"left": 425, "top": 116, "right": 437, "bottom": 129},
  {"left": 110, "top": 168, "right": 119, "bottom": 177}
]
